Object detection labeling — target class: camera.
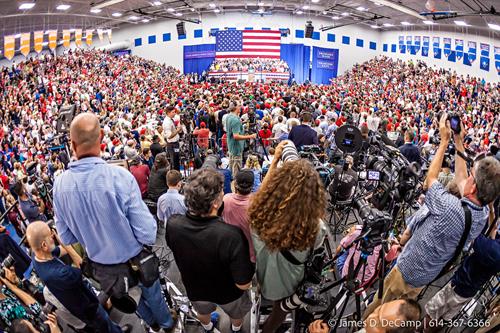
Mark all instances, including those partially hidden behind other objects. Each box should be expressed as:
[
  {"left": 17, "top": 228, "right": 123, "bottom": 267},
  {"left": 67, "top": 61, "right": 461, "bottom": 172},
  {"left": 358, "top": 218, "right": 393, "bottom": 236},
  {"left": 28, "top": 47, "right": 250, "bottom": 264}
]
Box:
[
  {"left": 353, "top": 197, "right": 392, "bottom": 252},
  {"left": 38, "top": 302, "right": 58, "bottom": 333},
  {"left": 449, "top": 113, "right": 461, "bottom": 134},
  {"left": 0, "top": 254, "right": 16, "bottom": 278}
]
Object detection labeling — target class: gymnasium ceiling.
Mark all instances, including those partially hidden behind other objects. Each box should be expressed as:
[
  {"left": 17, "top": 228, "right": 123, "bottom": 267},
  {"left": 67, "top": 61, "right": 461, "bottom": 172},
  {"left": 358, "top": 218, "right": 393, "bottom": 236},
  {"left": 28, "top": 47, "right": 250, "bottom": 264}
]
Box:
[{"left": 0, "top": 0, "right": 499, "bottom": 38}]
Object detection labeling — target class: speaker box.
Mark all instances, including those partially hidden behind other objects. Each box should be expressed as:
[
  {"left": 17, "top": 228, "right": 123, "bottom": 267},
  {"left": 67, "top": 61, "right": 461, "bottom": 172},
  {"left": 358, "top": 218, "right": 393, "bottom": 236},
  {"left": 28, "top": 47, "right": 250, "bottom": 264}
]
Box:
[
  {"left": 305, "top": 21, "right": 314, "bottom": 38},
  {"left": 176, "top": 22, "right": 186, "bottom": 37}
]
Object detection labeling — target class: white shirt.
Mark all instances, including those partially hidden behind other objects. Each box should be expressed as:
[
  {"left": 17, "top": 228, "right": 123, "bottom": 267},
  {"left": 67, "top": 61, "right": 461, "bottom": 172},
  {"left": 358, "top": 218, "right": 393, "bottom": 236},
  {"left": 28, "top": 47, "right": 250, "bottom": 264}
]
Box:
[{"left": 162, "top": 116, "right": 179, "bottom": 143}]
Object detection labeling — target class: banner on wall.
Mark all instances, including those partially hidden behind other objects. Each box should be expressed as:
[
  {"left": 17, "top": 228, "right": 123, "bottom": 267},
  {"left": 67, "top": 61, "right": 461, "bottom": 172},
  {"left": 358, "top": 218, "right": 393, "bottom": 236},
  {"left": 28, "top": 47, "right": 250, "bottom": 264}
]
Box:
[
  {"left": 422, "top": 36, "right": 429, "bottom": 57},
  {"left": 448, "top": 50, "right": 456, "bottom": 63},
  {"left": 20, "top": 33, "right": 31, "bottom": 56},
  {"left": 63, "top": 30, "right": 71, "bottom": 48},
  {"left": 48, "top": 30, "right": 57, "bottom": 50},
  {"left": 399, "top": 36, "right": 405, "bottom": 53},
  {"left": 443, "top": 38, "right": 451, "bottom": 57},
  {"left": 185, "top": 50, "right": 216, "bottom": 59},
  {"left": 480, "top": 43, "right": 490, "bottom": 57},
  {"left": 480, "top": 57, "right": 490, "bottom": 71},
  {"left": 311, "top": 46, "right": 339, "bottom": 84},
  {"left": 75, "top": 29, "right": 82, "bottom": 47},
  {"left": 495, "top": 46, "right": 500, "bottom": 74},
  {"left": 414, "top": 36, "right": 421, "bottom": 52},
  {"left": 97, "top": 29, "right": 104, "bottom": 42},
  {"left": 468, "top": 41, "right": 477, "bottom": 63},
  {"left": 406, "top": 36, "right": 412, "bottom": 48},
  {"left": 107, "top": 29, "right": 112, "bottom": 42},
  {"left": 455, "top": 39, "right": 464, "bottom": 60},
  {"left": 4, "top": 35, "right": 15, "bottom": 60},
  {"left": 86, "top": 29, "right": 93, "bottom": 46},
  {"left": 433, "top": 37, "right": 440, "bottom": 57},
  {"left": 34, "top": 31, "right": 44, "bottom": 53},
  {"left": 434, "top": 48, "right": 441, "bottom": 59}
]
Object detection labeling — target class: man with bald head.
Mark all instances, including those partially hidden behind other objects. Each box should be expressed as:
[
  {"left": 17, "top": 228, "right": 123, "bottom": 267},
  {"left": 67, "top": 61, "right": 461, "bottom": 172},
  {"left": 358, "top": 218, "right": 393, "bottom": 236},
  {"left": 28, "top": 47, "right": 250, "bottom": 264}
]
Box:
[
  {"left": 27, "top": 221, "right": 123, "bottom": 332},
  {"left": 53, "top": 113, "right": 174, "bottom": 332}
]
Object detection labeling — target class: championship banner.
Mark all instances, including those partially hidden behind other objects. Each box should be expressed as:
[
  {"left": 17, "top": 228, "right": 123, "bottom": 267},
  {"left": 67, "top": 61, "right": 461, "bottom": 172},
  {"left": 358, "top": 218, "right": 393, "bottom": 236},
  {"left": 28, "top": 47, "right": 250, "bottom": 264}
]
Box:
[
  {"left": 468, "top": 41, "right": 477, "bottom": 63},
  {"left": 399, "top": 36, "right": 405, "bottom": 53},
  {"left": 85, "top": 29, "right": 93, "bottom": 46},
  {"left": 422, "top": 36, "right": 430, "bottom": 57},
  {"left": 433, "top": 37, "right": 440, "bottom": 57},
  {"left": 406, "top": 35, "right": 412, "bottom": 48},
  {"left": 443, "top": 37, "right": 451, "bottom": 57},
  {"left": 48, "top": 30, "right": 57, "bottom": 50},
  {"left": 494, "top": 46, "right": 500, "bottom": 75},
  {"left": 34, "top": 31, "right": 44, "bottom": 53},
  {"left": 97, "top": 29, "right": 104, "bottom": 42},
  {"left": 480, "top": 57, "right": 490, "bottom": 71},
  {"left": 20, "top": 33, "right": 31, "bottom": 56},
  {"left": 107, "top": 29, "right": 112, "bottom": 42},
  {"left": 414, "top": 36, "right": 421, "bottom": 52},
  {"left": 480, "top": 43, "right": 490, "bottom": 57},
  {"left": 63, "top": 30, "right": 71, "bottom": 48},
  {"left": 455, "top": 39, "right": 464, "bottom": 60},
  {"left": 3, "top": 35, "right": 15, "bottom": 60},
  {"left": 75, "top": 29, "right": 82, "bottom": 47}
]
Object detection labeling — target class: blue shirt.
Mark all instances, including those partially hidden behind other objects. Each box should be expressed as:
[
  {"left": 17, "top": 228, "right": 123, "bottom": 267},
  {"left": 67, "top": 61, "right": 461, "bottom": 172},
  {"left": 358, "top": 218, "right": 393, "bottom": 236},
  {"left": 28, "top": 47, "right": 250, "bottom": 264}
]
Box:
[
  {"left": 398, "top": 182, "right": 488, "bottom": 287},
  {"left": 218, "top": 168, "right": 232, "bottom": 195},
  {"left": 288, "top": 124, "right": 318, "bottom": 149},
  {"left": 54, "top": 157, "right": 157, "bottom": 264},
  {"left": 157, "top": 189, "right": 187, "bottom": 224}
]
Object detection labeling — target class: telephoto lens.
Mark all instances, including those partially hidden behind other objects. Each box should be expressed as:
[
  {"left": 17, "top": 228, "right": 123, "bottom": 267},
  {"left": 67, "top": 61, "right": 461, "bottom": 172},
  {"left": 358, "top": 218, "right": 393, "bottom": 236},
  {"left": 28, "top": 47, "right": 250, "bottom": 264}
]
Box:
[{"left": 281, "top": 141, "right": 300, "bottom": 163}]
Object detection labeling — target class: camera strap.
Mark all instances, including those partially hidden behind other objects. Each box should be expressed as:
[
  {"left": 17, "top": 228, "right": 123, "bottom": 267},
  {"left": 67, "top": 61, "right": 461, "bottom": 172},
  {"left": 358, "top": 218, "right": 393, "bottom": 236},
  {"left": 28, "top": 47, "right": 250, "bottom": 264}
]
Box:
[
  {"left": 433, "top": 201, "right": 472, "bottom": 282},
  {"left": 280, "top": 249, "right": 306, "bottom": 266}
]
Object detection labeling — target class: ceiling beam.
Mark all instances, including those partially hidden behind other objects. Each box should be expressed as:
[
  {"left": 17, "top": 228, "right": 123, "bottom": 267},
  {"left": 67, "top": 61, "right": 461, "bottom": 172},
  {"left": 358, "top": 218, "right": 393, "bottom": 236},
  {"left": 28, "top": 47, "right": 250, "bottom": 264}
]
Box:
[{"left": 366, "top": 0, "right": 427, "bottom": 20}]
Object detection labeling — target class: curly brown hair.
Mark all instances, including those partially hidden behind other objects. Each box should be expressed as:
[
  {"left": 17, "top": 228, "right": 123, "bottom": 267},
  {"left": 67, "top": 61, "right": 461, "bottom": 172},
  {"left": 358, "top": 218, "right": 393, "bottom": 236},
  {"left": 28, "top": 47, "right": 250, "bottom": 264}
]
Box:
[{"left": 249, "top": 159, "right": 327, "bottom": 252}]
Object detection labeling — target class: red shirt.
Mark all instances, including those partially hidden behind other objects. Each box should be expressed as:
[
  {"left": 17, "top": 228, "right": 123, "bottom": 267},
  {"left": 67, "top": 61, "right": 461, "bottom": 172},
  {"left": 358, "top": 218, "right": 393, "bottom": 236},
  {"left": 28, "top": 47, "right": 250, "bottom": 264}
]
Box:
[
  {"left": 193, "top": 128, "right": 210, "bottom": 149},
  {"left": 130, "top": 164, "right": 150, "bottom": 198},
  {"left": 258, "top": 129, "right": 272, "bottom": 146}
]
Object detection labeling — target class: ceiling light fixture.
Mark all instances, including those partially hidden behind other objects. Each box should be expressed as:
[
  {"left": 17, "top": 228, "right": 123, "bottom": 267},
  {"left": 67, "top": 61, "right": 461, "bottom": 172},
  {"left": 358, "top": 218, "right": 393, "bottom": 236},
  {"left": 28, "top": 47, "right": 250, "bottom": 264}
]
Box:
[
  {"left": 214, "top": 8, "right": 221, "bottom": 13},
  {"left": 167, "top": 7, "right": 175, "bottom": 12},
  {"left": 19, "top": 3, "right": 35, "bottom": 10},
  {"left": 332, "top": 16, "right": 340, "bottom": 19},
  {"left": 341, "top": 12, "right": 349, "bottom": 16},
  {"left": 454, "top": 20, "right": 469, "bottom": 26},
  {"left": 175, "top": 12, "right": 182, "bottom": 16},
  {"left": 302, "top": 5, "right": 310, "bottom": 10},
  {"left": 112, "top": 12, "right": 122, "bottom": 17},
  {"left": 91, "top": 0, "right": 125, "bottom": 10},
  {"left": 129, "top": 15, "right": 139, "bottom": 20},
  {"left": 190, "top": 8, "right": 195, "bottom": 12},
  {"left": 142, "top": 19, "right": 150, "bottom": 22},
  {"left": 383, "top": 23, "right": 394, "bottom": 27},
  {"left": 56, "top": 4, "right": 71, "bottom": 10},
  {"left": 487, "top": 23, "right": 500, "bottom": 31},
  {"left": 153, "top": 1, "right": 162, "bottom": 5},
  {"left": 422, "top": 20, "right": 435, "bottom": 25},
  {"left": 312, "top": 0, "right": 320, "bottom": 3},
  {"left": 370, "top": 25, "right": 380, "bottom": 28},
  {"left": 322, "top": 11, "right": 327, "bottom": 15},
  {"left": 209, "top": 3, "right": 216, "bottom": 8},
  {"left": 401, "top": 21, "right": 412, "bottom": 26},
  {"left": 356, "top": 6, "right": 366, "bottom": 11},
  {"left": 296, "top": 10, "right": 304, "bottom": 14},
  {"left": 90, "top": 8, "right": 102, "bottom": 13}
]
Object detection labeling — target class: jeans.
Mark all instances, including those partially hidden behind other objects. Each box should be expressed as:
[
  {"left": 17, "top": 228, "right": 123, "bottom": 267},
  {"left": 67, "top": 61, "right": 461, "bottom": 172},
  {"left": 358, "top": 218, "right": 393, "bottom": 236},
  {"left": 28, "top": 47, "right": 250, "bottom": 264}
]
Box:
[
  {"left": 166, "top": 142, "right": 180, "bottom": 171},
  {"left": 87, "top": 304, "right": 123, "bottom": 333},
  {"left": 137, "top": 279, "right": 174, "bottom": 329}
]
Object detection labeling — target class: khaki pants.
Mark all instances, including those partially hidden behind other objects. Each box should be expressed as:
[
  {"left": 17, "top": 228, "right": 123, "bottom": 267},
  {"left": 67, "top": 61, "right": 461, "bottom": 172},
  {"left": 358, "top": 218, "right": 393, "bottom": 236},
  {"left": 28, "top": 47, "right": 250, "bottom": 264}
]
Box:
[
  {"left": 229, "top": 153, "right": 242, "bottom": 176},
  {"left": 363, "top": 265, "right": 423, "bottom": 319}
]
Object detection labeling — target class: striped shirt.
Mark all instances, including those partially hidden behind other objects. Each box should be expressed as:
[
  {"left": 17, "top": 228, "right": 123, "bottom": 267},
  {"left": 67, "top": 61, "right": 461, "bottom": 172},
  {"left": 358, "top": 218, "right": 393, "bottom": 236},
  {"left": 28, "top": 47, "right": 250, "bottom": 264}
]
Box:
[
  {"left": 53, "top": 157, "right": 157, "bottom": 264},
  {"left": 397, "top": 182, "right": 488, "bottom": 288}
]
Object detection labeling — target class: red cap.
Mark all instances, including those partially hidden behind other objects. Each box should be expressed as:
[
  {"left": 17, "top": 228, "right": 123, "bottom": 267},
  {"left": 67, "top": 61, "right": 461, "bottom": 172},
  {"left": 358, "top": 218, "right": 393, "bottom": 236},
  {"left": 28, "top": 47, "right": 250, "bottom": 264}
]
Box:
[{"left": 200, "top": 122, "right": 206, "bottom": 128}]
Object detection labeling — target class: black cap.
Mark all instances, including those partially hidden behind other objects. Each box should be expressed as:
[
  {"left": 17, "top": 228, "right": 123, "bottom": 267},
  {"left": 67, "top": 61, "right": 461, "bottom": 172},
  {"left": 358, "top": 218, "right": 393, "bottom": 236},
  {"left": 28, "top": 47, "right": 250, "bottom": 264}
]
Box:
[{"left": 235, "top": 169, "right": 254, "bottom": 190}]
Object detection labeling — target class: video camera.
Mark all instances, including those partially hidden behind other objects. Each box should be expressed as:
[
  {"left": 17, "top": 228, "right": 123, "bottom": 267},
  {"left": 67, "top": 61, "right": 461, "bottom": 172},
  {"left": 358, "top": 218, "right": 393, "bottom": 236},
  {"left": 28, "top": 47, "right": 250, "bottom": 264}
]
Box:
[{"left": 0, "top": 254, "right": 15, "bottom": 278}]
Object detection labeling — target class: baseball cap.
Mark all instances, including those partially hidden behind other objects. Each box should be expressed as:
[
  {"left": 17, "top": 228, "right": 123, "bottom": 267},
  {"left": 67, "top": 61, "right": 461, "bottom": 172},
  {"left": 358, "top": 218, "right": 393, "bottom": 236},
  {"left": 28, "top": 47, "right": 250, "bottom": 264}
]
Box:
[{"left": 235, "top": 169, "right": 254, "bottom": 191}]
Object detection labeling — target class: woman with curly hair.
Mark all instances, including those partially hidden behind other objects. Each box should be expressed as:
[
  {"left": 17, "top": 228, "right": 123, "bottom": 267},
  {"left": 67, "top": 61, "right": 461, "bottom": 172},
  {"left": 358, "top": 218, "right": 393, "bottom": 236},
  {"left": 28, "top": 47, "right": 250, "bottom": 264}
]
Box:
[{"left": 249, "top": 141, "right": 327, "bottom": 333}]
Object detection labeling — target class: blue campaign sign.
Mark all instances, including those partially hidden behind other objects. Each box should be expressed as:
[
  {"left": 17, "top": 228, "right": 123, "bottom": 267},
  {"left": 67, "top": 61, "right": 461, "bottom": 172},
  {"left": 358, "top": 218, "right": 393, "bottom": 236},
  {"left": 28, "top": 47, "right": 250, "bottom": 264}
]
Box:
[
  {"left": 184, "top": 50, "right": 216, "bottom": 59},
  {"left": 317, "top": 60, "right": 336, "bottom": 70},
  {"left": 311, "top": 46, "right": 338, "bottom": 84},
  {"left": 317, "top": 49, "right": 337, "bottom": 60}
]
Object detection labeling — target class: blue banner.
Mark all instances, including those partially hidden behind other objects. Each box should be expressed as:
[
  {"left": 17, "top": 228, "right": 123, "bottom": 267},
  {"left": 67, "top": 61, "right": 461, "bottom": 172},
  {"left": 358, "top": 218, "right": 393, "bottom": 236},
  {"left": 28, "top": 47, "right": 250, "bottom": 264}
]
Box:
[
  {"left": 448, "top": 51, "right": 456, "bottom": 63},
  {"left": 400, "top": 45, "right": 406, "bottom": 54},
  {"left": 422, "top": 47, "right": 429, "bottom": 57},
  {"left": 480, "top": 43, "right": 490, "bottom": 57},
  {"left": 468, "top": 41, "right": 477, "bottom": 63},
  {"left": 443, "top": 38, "right": 451, "bottom": 57},
  {"left": 480, "top": 57, "right": 490, "bottom": 71},
  {"left": 434, "top": 48, "right": 441, "bottom": 59},
  {"left": 414, "top": 36, "right": 421, "bottom": 53},
  {"left": 406, "top": 36, "right": 412, "bottom": 48},
  {"left": 455, "top": 39, "right": 463, "bottom": 60},
  {"left": 399, "top": 36, "right": 405, "bottom": 52},
  {"left": 463, "top": 53, "right": 471, "bottom": 66},
  {"left": 311, "top": 46, "right": 338, "bottom": 84},
  {"left": 495, "top": 46, "right": 500, "bottom": 75},
  {"left": 422, "top": 36, "right": 429, "bottom": 57},
  {"left": 183, "top": 44, "right": 216, "bottom": 75}
]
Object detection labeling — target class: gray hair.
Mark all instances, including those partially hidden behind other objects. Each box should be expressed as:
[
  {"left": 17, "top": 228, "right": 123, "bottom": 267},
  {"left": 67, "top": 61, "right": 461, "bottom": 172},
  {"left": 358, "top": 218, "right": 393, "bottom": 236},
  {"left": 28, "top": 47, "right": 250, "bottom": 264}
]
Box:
[
  {"left": 184, "top": 168, "right": 224, "bottom": 216},
  {"left": 475, "top": 156, "right": 500, "bottom": 206}
]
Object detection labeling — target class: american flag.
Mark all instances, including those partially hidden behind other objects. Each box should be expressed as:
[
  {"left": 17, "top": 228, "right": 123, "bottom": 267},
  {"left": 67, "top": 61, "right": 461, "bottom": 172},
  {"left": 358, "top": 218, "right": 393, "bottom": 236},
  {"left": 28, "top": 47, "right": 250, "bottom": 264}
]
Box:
[{"left": 216, "top": 30, "right": 281, "bottom": 59}]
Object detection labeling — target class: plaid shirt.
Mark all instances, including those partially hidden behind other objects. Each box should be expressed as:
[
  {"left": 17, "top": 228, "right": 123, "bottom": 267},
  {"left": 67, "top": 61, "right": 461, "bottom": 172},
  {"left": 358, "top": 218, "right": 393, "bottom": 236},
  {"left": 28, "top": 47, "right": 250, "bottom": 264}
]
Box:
[{"left": 397, "top": 182, "right": 488, "bottom": 288}]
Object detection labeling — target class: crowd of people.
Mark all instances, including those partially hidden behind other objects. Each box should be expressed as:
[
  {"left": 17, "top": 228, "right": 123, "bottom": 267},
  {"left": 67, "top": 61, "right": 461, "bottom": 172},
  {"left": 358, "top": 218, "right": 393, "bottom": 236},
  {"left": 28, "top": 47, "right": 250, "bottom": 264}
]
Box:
[
  {"left": 0, "top": 48, "right": 498, "bottom": 333},
  {"left": 208, "top": 59, "right": 290, "bottom": 73}
]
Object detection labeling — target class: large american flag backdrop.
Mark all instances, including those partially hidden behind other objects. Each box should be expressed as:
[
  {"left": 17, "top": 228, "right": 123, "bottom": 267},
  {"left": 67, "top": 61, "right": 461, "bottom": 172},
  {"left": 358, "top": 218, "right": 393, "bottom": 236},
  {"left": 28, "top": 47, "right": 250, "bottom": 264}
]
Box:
[{"left": 216, "top": 30, "right": 281, "bottom": 59}]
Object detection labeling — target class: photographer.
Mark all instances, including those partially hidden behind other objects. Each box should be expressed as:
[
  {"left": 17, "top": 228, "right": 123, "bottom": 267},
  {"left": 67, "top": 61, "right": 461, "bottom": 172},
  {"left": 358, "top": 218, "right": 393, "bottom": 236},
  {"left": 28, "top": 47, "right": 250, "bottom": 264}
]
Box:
[
  {"left": 363, "top": 114, "right": 500, "bottom": 318},
  {"left": 26, "top": 221, "right": 123, "bottom": 332},
  {"left": 11, "top": 313, "right": 61, "bottom": 333},
  {"left": 163, "top": 106, "right": 182, "bottom": 171},
  {"left": 249, "top": 141, "right": 327, "bottom": 333},
  {"left": 166, "top": 168, "right": 254, "bottom": 333},
  {"left": 14, "top": 180, "right": 47, "bottom": 223},
  {"left": 287, "top": 113, "right": 318, "bottom": 150},
  {"left": 226, "top": 104, "right": 256, "bottom": 176},
  {"left": 53, "top": 113, "right": 174, "bottom": 332}
]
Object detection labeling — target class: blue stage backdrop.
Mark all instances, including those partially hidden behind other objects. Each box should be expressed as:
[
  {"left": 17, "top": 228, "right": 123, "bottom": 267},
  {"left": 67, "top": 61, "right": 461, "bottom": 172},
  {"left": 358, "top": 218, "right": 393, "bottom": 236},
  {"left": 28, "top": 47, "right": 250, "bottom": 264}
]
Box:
[
  {"left": 311, "top": 47, "right": 339, "bottom": 84},
  {"left": 280, "top": 44, "right": 311, "bottom": 83},
  {"left": 183, "top": 44, "right": 216, "bottom": 75}
]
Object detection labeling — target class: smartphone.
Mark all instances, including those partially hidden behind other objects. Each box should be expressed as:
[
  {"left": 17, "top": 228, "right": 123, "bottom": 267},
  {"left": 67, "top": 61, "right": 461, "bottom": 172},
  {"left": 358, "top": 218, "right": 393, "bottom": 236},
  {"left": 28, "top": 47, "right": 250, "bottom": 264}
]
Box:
[{"left": 450, "top": 115, "right": 461, "bottom": 134}]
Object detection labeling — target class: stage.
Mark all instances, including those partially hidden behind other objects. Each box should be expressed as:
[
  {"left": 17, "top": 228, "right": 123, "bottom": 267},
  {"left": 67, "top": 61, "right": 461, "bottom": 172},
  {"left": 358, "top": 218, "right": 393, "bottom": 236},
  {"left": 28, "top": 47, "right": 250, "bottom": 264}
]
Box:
[{"left": 207, "top": 71, "right": 290, "bottom": 83}]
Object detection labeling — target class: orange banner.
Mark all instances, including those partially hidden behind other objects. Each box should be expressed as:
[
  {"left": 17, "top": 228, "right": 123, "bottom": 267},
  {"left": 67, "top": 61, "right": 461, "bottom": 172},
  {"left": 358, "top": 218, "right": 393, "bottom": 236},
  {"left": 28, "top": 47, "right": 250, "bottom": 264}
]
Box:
[
  {"left": 63, "top": 30, "right": 70, "bottom": 48},
  {"left": 4, "top": 36, "right": 15, "bottom": 60},
  {"left": 75, "top": 29, "right": 82, "bottom": 47},
  {"left": 97, "top": 29, "right": 104, "bottom": 42},
  {"left": 107, "top": 29, "right": 112, "bottom": 42},
  {"left": 34, "top": 31, "right": 44, "bottom": 53},
  {"left": 20, "top": 33, "right": 31, "bottom": 56},
  {"left": 48, "top": 30, "right": 57, "bottom": 50},
  {"left": 85, "top": 29, "right": 93, "bottom": 46}
]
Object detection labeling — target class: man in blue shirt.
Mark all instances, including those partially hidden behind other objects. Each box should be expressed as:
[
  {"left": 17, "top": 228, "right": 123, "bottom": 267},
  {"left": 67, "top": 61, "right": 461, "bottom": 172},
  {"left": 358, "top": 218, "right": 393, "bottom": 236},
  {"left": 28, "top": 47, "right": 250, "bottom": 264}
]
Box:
[
  {"left": 364, "top": 114, "right": 500, "bottom": 318},
  {"left": 157, "top": 170, "right": 187, "bottom": 228},
  {"left": 54, "top": 113, "right": 174, "bottom": 332},
  {"left": 287, "top": 112, "right": 318, "bottom": 150},
  {"left": 27, "top": 221, "right": 124, "bottom": 333},
  {"left": 398, "top": 130, "right": 421, "bottom": 165}
]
